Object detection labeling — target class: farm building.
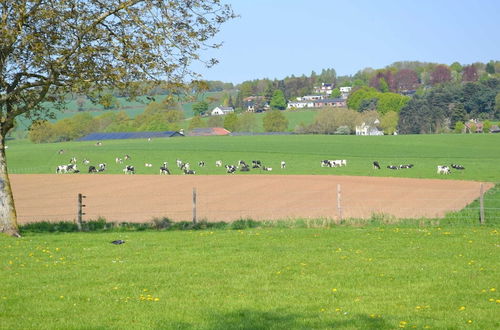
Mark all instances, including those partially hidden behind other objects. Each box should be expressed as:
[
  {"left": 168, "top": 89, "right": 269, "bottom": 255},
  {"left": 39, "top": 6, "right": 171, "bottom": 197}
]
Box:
[
  {"left": 78, "top": 131, "right": 184, "bottom": 141},
  {"left": 211, "top": 106, "right": 234, "bottom": 116},
  {"left": 188, "top": 127, "right": 231, "bottom": 136}
]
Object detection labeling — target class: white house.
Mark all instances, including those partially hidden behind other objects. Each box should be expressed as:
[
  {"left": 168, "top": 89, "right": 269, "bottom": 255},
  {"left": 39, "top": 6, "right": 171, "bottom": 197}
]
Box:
[
  {"left": 314, "top": 83, "right": 334, "bottom": 95},
  {"left": 355, "top": 119, "right": 384, "bottom": 136},
  {"left": 339, "top": 86, "right": 352, "bottom": 99},
  {"left": 297, "top": 95, "right": 324, "bottom": 101},
  {"left": 287, "top": 100, "right": 314, "bottom": 109},
  {"left": 211, "top": 106, "right": 234, "bottom": 116}
]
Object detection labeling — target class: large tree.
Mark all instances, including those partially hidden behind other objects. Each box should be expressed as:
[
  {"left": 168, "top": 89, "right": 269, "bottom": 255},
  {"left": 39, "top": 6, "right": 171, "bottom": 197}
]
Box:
[{"left": 0, "top": 0, "right": 235, "bottom": 236}]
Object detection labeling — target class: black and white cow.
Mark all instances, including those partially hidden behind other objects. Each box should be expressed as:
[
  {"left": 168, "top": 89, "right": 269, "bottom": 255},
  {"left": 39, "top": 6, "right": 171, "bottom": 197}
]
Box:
[
  {"left": 262, "top": 166, "right": 273, "bottom": 171},
  {"left": 280, "top": 161, "right": 286, "bottom": 169},
  {"left": 183, "top": 168, "right": 196, "bottom": 175},
  {"left": 240, "top": 165, "right": 250, "bottom": 172},
  {"left": 373, "top": 161, "right": 381, "bottom": 169},
  {"left": 451, "top": 164, "right": 465, "bottom": 170},
  {"left": 437, "top": 165, "right": 450, "bottom": 174},
  {"left": 387, "top": 165, "right": 398, "bottom": 170},
  {"left": 198, "top": 161, "right": 206, "bottom": 167},
  {"left": 160, "top": 166, "right": 171, "bottom": 175},
  {"left": 123, "top": 165, "right": 135, "bottom": 174},
  {"left": 56, "top": 164, "right": 77, "bottom": 173},
  {"left": 225, "top": 165, "right": 237, "bottom": 174},
  {"left": 399, "top": 164, "right": 414, "bottom": 169},
  {"left": 88, "top": 165, "right": 97, "bottom": 173},
  {"left": 215, "top": 160, "right": 222, "bottom": 167},
  {"left": 252, "top": 160, "right": 262, "bottom": 168},
  {"left": 98, "top": 163, "right": 107, "bottom": 172}
]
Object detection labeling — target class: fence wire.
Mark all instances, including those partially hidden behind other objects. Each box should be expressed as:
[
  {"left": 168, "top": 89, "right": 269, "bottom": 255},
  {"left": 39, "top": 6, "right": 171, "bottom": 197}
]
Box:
[{"left": 13, "top": 182, "right": 500, "bottom": 225}]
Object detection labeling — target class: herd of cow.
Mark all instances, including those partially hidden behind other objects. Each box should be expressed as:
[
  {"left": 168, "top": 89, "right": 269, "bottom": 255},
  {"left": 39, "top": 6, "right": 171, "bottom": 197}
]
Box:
[
  {"left": 55, "top": 156, "right": 465, "bottom": 175},
  {"left": 372, "top": 161, "right": 465, "bottom": 174}
]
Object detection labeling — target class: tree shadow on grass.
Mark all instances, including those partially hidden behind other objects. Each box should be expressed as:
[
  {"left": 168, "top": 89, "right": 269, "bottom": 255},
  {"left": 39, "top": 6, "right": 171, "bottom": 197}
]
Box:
[{"left": 159, "top": 309, "right": 392, "bottom": 329}]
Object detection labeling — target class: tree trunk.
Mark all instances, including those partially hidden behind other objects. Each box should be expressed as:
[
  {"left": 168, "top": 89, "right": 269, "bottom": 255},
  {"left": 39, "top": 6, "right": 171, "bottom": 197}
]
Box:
[{"left": 0, "top": 135, "right": 20, "bottom": 237}]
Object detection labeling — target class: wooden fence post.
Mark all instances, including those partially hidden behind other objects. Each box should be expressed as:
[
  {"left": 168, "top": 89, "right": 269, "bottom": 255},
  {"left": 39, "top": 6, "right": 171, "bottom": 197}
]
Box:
[
  {"left": 77, "top": 193, "right": 86, "bottom": 231},
  {"left": 192, "top": 187, "right": 197, "bottom": 225},
  {"left": 479, "top": 183, "right": 485, "bottom": 225},
  {"left": 337, "top": 184, "right": 342, "bottom": 221}
]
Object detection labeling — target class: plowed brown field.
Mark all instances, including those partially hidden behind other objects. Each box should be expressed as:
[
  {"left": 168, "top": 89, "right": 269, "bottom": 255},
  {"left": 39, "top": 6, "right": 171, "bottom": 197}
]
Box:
[{"left": 10, "top": 174, "right": 492, "bottom": 224}]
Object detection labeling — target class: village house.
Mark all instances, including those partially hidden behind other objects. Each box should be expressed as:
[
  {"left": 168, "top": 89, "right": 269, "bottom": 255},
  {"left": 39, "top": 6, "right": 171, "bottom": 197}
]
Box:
[
  {"left": 210, "top": 106, "right": 234, "bottom": 116},
  {"left": 312, "top": 98, "right": 346, "bottom": 108},
  {"left": 244, "top": 96, "right": 269, "bottom": 112},
  {"left": 339, "top": 86, "right": 352, "bottom": 99},
  {"left": 313, "top": 83, "right": 334, "bottom": 95},
  {"left": 287, "top": 97, "right": 346, "bottom": 109}
]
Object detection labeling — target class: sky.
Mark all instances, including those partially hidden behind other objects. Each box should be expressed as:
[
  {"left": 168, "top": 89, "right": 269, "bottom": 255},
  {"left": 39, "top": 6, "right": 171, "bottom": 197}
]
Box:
[{"left": 192, "top": 0, "right": 500, "bottom": 84}]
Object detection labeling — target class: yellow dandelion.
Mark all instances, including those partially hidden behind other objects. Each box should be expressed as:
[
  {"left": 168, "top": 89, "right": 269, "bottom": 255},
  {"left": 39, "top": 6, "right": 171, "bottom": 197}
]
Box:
[
  {"left": 467, "top": 320, "right": 473, "bottom": 324},
  {"left": 496, "top": 300, "right": 500, "bottom": 303},
  {"left": 320, "top": 308, "right": 325, "bottom": 312},
  {"left": 490, "top": 288, "right": 496, "bottom": 292},
  {"left": 332, "top": 288, "right": 337, "bottom": 292},
  {"left": 458, "top": 306, "right": 466, "bottom": 311},
  {"left": 59, "top": 296, "right": 64, "bottom": 299},
  {"left": 143, "top": 288, "right": 148, "bottom": 292},
  {"left": 154, "top": 298, "right": 160, "bottom": 302},
  {"left": 488, "top": 298, "right": 495, "bottom": 302}
]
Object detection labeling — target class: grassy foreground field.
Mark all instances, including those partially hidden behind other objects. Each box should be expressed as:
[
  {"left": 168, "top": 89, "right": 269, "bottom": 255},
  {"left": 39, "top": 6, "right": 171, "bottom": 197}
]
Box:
[
  {"left": 1, "top": 227, "right": 498, "bottom": 329},
  {"left": 5, "top": 133, "right": 500, "bottom": 181}
]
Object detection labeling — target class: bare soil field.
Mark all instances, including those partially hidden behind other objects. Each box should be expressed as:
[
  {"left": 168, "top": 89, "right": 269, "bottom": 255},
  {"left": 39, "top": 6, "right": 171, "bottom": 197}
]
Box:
[{"left": 10, "top": 174, "right": 492, "bottom": 224}]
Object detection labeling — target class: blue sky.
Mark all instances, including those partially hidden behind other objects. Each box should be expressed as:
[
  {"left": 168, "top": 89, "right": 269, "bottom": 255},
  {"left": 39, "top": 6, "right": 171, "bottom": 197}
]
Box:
[{"left": 193, "top": 0, "right": 500, "bottom": 84}]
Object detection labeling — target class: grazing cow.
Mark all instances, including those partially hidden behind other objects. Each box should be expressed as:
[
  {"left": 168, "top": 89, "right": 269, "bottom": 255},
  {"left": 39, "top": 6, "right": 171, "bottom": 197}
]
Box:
[
  {"left": 160, "top": 166, "right": 171, "bottom": 175},
  {"left": 144, "top": 163, "right": 153, "bottom": 167},
  {"left": 115, "top": 157, "right": 123, "bottom": 164},
  {"left": 198, "top": 161, "right": 206, "bottom": 167},
  {"left": 70, "top": 157, "right": 77, "bottom": 164},
  {"left": 58, "top": 149, "right": 64, "bottom": 154},
  {"left": 83, "top": 158, "right": 90, "bottom": 165},
  {"left": 95, "top": 141, "right": 102, "bottom": 146},
  {"left": 262, "top": 167, "right": 273, "bottom": 171},
  {"left": 225, "top": 165, "right": 236, "bottom": 174},
  {"left": 215, "top": 160, "right": 222, "bottom": 167},
  {"left": 252, "top": 160, "right": 262, "bottom": 167},
  {"left": 98, "top": 163, "right": 107, "bottom": 172},
  {"left": 399, "top": 164, "right": 414, "bottom": 169},
  {"left": 67, "top": 164, "right": 78, "bottom": 173},
  {"left": 124, "top": 154, "right": 131, "bottom": 160},
  {"left": 88, "top": 165, "right": 97, "bottom": 173},
  {"left": 240, "top": 165, "right": 250, "bottom": 172},
  {"left": 180, "top": 162, "right": 190, "bottom": 172},
  {"left": 387, "top": 165, "right": 398, "bottom": 170},
  {"left": 280, "top": 161, "right": 286, "bottom": 169},
  {"left": 162, "top": 161, "right": 168, "bottom": 168},
  {"left": 373, "top": 161, "right": 381, "bottom": 169},
  {"left": 176, "top": 159, "right": 183, "bottom": 168},
  {"left": 238, "top": 160, "right": 247, "bottom": 167},
  {"left": 56, "top": 165, "right": 68, "bottom": 173},
  {"left": 183, "top": 169, "right": 196, "bottom": 175},
  {"left": 437, "top": 165, "right": 451, "bottom": 174},
  {"left": 123, "top": 165, "right": 135, "bottom": 174},
  {"left": 321, "top": 160, "right": 331, "bottom": 167},
  {"left": 451, "top": 164, "right": 465, "bottom": 170}
]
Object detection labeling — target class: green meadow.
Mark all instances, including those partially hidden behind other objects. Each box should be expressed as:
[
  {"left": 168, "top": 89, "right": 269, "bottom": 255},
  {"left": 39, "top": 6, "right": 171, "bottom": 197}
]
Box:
[
  {"left": 2, "top": 134, "right": 500, "bottom": 329},
  {"left": 6, "top": 133, "right": 500, "bottom": 182},
  {"left": 1, "top": 227, "right": 499, "bottom": 329}
]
